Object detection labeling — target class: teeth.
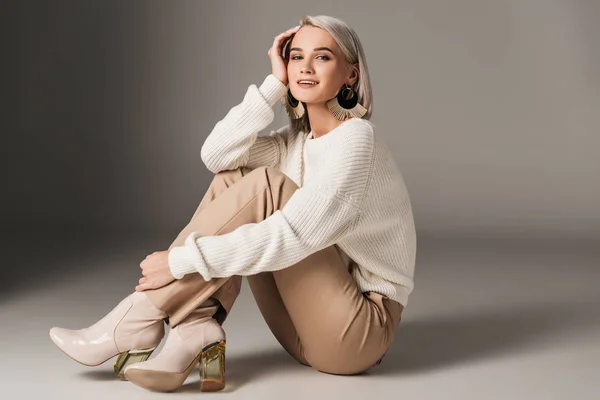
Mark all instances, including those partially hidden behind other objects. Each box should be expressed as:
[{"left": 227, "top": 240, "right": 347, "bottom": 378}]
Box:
[{"left": 299, "top": 81, "right": 317, "bottom": 85}]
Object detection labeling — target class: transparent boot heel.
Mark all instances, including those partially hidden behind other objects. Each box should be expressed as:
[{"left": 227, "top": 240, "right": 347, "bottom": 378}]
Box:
[
  {"left": 113, "top": 347, "right": 156, "bottom": 380},
  {"left": 199, "top": 339, "right": 226, "bottom": 392}
]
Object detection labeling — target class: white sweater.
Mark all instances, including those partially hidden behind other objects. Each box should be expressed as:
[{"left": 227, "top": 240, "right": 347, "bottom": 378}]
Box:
[{"left": 168, "top": 74, "right": 417, "bottom": 307}]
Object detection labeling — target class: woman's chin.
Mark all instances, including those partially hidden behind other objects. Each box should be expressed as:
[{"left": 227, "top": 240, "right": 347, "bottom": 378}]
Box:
[
  {"left": 291, "top": 89, "right": 325, "bottom": 104},
  {"left": 294, "top": 95, "right": 323, "bottom": 104}
]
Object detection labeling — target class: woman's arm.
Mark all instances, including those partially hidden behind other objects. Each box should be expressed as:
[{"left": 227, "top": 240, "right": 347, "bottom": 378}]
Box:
[
  {"left": 200, "top": 74, "right": 289, "bottom": 173},
  {"left": 168, "top": 119, "right": 376, "bottom": 280}
]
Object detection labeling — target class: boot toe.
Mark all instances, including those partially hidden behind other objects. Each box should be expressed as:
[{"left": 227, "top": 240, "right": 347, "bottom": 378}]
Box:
[
  {"left": 49, "top": 327, "right": 89, "bottom": 365},
  {"left": 123, "top": 362, "right": 149, "bottom": 372},
  {"left": 49, "top": 326, "right": 76, "bottom": 348},
  {"left": 49, "top": 326, "right": 110, "bottom": 366}
]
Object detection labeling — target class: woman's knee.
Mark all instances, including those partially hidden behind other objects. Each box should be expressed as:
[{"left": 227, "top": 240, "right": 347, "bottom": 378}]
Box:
[
  {"left": 244, "top": 166, "right": 299, "bottom": 192},
  {"left": 232, "top": 166, "right": 271, "bottom": 183},
  {"left": 215, "top": 166, "right": 254, "bottom": 178}
]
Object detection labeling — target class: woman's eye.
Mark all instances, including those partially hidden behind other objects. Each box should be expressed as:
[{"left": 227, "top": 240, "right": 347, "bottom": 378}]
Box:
[{"left": 290, "top": 55, "right": 329, "bottom": 60}]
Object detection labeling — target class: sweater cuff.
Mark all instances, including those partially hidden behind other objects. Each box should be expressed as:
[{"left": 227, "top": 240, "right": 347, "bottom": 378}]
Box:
[
  {"left": 259, "top": 74, "right": 288, "bottom": 108},
  {"left": 168, "top": 246, "right": 199, "bottom": 279}
]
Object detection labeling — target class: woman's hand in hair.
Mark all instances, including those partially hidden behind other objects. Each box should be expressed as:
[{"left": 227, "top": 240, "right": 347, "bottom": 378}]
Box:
[{"left": 268, "top": 25, "right": 300, "bottom": 86}]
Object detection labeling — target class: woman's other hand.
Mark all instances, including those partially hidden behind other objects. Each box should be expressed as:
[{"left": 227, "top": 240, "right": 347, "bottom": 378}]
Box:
[
  {"left": 268, "top": 25, "right": 301, "bottom": 86},
  {"left": 136, "top": 250, "right": 175, "bottom": 291}
]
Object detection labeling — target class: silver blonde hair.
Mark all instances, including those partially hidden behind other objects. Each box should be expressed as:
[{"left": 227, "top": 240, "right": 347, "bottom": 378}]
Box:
[{"left": 280, "top": 15, "right": 374, "bottom": 136}]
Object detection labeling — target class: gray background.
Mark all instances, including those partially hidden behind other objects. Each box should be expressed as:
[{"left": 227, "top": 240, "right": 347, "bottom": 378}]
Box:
[
  {"left": 5, "top": 0, "right": 599, "bottom": 237},
  {"left": 2, "top": 1, "right": 599, "bottom": 399}
]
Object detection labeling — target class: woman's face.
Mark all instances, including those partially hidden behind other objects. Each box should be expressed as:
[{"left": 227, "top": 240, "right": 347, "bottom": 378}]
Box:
[{"left": 287, "top": 26, "right": 357, "bottom": 104}]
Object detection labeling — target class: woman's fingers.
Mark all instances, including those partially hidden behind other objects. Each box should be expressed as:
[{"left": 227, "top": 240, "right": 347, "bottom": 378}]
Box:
[
  {"left": 136, "top": 277, "right": 151, "bottom": 291},
  {"left": 274, "top": 26, "right": 299, "bottom": 40},
  {"left": 272, "top": 26, "right": 300, "bottom": 50},
  {"left": 268, "top": 25, "right": 300, "bottom": 85}
]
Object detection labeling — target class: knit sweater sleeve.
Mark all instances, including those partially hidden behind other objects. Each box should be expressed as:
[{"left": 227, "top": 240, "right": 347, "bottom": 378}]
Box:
[
  {"left": 168, "top": 121, "right": 375, "bottom": 280},
  {"left": 200, "top": 74, "right": 290, "bottom": 173}
]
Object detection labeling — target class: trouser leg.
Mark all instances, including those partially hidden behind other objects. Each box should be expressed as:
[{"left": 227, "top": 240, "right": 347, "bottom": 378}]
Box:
[
  {"left": 144, "top": 166, "right": 297, "bottom": 328},
  {"left": 144, "top": 166, "right": 255, "bottom": 327},
  {"left": 248, "top": 244, "right": 404, "bottom": 375},
  {"left": 247, "top": 271, "right": 309, "bottom": 366}
]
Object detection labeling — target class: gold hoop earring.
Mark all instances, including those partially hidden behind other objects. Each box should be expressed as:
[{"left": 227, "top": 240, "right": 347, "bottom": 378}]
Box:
[
  {"left": 326, "top": 84, "right": 367, "bottom": 120},
  {"left": 281, "top": 87, "right": 305, "bottom": 119}
]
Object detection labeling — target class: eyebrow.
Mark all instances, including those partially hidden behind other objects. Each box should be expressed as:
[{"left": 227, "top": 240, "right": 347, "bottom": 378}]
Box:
[{"left": 290, "top": 47, "right": 335, "bottom": 54}]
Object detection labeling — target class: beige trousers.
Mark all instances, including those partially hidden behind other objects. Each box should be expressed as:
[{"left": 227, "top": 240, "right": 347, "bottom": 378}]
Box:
[{"left": 144, "top": 166, "right": 404, "bottom": 374}]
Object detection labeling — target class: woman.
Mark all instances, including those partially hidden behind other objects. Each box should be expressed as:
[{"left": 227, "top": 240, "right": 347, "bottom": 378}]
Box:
[{"left": 49, "top": 15, "right": 417, "bottom": 392}]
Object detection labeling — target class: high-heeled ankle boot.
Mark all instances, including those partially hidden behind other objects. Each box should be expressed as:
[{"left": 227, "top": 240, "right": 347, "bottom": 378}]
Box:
[
  {"left": 124, "top": 313, "right": 226, "bottom": 392},
  {"left": 49, "top": 291, "right": 167, "bottom": 379}
]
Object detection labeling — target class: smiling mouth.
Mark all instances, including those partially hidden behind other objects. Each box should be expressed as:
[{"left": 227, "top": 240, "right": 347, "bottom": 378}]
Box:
[{"left": 297, "top": 81, "right": 320, "bottom": 87}]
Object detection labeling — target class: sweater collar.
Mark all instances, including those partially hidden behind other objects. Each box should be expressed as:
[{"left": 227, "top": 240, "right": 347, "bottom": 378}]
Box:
[{"left": 305, "top": 117, "right": 360, "bottom": 143}]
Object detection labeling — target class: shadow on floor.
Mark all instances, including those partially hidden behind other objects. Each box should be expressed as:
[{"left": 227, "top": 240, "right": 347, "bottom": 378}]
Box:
[{"left": 371, "top": 297, "right": 600, "bottom": 375}]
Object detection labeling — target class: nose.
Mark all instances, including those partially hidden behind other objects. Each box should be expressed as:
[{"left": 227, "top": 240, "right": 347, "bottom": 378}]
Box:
[{"left": 300, "top": 61, "right": 314, "bottom": 74}]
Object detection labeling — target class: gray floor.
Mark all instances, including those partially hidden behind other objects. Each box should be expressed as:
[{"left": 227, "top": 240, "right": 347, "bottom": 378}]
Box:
[{"left": 2, "top": 233, "right": 599, "bottom": 399}]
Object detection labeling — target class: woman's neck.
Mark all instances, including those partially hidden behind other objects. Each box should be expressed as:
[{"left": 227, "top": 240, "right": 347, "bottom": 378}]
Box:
[{"left": 305, "top": 102, "right": 346, "bottom": 139}]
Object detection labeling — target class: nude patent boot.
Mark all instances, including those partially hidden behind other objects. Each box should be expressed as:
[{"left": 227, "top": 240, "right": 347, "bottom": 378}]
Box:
[
  {"left": 124, "top": 314, "right": 226, "bottom": 392},
  {"left": 49, "top": 291, "right": 167, "bottom": 379}
]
